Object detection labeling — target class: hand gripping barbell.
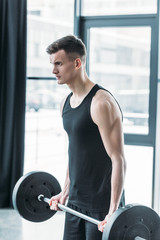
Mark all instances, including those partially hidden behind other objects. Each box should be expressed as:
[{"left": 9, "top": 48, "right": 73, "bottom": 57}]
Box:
[{"left": 12, "top": 171, "right": 160, "bottom": 240}]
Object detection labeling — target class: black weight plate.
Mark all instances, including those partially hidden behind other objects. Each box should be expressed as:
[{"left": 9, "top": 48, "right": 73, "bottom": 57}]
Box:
[
  {"left": 12, "top": 171, "right": 61, "bottom": 222},
  {"left": 103, "top": 204, "right": 160, "bottom": 240}
]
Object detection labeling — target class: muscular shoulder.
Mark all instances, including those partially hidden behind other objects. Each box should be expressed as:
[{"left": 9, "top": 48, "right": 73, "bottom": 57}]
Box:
[
  {"left": 93, "top": 90, "right": 115, "bottom": 108},
  {"left": 91, "top": 89, "right": 121, "bottom": 125}
]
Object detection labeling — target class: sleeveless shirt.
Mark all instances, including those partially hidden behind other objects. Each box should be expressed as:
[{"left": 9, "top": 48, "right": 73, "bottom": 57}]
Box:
[{"left": 62, "top": 84, "right": 122, "bottom": 212}]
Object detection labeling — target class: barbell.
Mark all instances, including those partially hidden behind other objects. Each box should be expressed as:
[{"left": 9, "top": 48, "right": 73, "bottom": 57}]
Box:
[{"left": 12, "top": 171, "right": 160, "bottom": 240}]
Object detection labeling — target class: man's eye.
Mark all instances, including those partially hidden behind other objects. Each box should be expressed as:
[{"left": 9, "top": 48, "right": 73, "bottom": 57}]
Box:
[{"left": 56, "top": 62, "right": 62, "bottom": 66}]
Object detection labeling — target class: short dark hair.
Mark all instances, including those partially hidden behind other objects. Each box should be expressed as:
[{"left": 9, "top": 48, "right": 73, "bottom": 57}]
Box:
[{"left": 46, "top": 35, "right": 86, "bottom": 63}]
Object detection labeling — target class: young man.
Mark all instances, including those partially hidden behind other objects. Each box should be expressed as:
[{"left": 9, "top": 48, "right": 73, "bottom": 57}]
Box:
[{"left": 46, "top": 35, "right": 126, "bottom": 240}]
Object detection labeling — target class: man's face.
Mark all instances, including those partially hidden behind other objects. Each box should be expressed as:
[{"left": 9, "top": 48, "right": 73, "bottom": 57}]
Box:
[{"left": 50, "top": 50, "right": 77, "bottom": 85}]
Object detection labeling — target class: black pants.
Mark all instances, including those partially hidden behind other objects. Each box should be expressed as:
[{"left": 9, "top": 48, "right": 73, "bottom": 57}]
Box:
[{"left": 63, "top": 204, "right": 108, "bottom": 240}]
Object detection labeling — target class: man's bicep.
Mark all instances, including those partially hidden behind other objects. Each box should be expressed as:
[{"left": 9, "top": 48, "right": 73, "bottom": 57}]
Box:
[
  {"left": 91, "top": 99, "right": 124, "bottom": 159},
  {"left": 99, "top": 116, "right": 124, "bottom": 159}
]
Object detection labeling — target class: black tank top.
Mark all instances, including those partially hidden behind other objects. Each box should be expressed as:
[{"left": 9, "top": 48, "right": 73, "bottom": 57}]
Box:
[{"left": 62, "top": 84, "right": 122, "bottom": 212}]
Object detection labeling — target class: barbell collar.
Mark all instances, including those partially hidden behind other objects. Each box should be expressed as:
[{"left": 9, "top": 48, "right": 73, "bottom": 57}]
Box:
[
  {"left": 38, "top": 194, "right": 50, "bottom": 204},
  {"left": 38, "top": 194, "right": 101, "bottom": 225}
]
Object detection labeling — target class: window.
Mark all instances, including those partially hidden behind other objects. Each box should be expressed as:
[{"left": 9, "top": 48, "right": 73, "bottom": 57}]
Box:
[
  {"left": 27, "top": 0, "right": 74, "bottom": 77},
  {"left": 25, "top": 80, "right": 69, "bottom": 185},
  {"left": 82, "top": 0, "right": 157, "bottom": 16},
  {"left": 124, "top": 145, "right": 153, "bottom": 206},
  {"left": 25, "top": 0, "right": 74, "bottom": 185},
  {"left": 89, "top": 26, "right": 151, "bottom": 135}
]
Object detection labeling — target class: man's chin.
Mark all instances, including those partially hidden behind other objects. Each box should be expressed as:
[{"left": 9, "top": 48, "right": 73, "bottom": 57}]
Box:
[{"left": 57, "top": 80, "right": 65, "bottom": 85}]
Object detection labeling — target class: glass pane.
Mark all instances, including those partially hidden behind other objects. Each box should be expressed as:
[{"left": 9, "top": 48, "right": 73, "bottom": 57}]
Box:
[
  {"left": 124, "top": 145, "right": 153, "bottom": 207},
  {"left": 24, "top": 80, "right": 70, "bottom": 186},
  {"left": 89, "top": 27, "right": 151, "bottom": 134},
  {"left": 82, "top": 0, "right": 157, "bottom": 16},
  {"left": 27, "top": 0, "right": 74, "bottom": 77}
]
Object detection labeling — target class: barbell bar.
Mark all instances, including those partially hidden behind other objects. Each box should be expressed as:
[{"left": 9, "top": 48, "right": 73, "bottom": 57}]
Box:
[
  {"left": 38, "top": 194, "right": 100, "bottom": 225},
  {"left": 12, "top": 171, "right": 160, "bottom": 240},
  {"left": 135, "top": 238, "right": 147, "bottom": 240}
]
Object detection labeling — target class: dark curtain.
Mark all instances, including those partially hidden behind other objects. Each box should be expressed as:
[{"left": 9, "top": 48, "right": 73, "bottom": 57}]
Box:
[{"left": 0, "top": 0, "right": 27, "bottom": 207}]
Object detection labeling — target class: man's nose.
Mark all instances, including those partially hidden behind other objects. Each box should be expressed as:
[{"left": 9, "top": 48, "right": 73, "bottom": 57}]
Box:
[{"left": 52, "top": 66, "right": 58, "bottom": 74}]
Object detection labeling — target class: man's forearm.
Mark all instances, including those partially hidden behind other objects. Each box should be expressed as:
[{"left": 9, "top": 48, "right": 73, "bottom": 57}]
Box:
[
  {"left": 109, "top": 155, "right": 126, "bottom": 214},
  {"left": 62, "top": 166, "right": 70, "bottom": 199}
]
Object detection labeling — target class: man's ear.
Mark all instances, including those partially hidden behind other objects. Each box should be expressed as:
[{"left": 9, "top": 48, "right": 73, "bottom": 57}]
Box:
[{"left": 75, "top": 58, "right": 82, "bottom": 69}]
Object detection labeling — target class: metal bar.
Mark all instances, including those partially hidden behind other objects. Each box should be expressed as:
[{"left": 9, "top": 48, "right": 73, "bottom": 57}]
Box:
[
  {"left": 38, "top": 195, "right": 100, "bottom": 225},
  {"left": 27, "top": 77, "right": 56, "bottom": 80},
  {"left": 134, "top": 237, "right": 147, "bottom": 240},
  {"left": 58, "top": 203, "right": 100, "bottom": 225},
  {"left": 74, "top": 0, "right": 82, "bottom": 37},
  {"left": 81, "top": 14, "right": 157, "bottom": 21}
]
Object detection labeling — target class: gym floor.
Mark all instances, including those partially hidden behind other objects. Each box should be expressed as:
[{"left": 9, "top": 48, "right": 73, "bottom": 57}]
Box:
[{"left": 0, "top": 209, "right": 65, "bottom": 240}]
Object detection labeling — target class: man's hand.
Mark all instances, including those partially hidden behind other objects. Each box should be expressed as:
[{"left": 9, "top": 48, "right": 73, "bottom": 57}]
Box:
[
  {"left": 98, "top": 214, "right": 112, "bottom": 232},
  {"left": 49, "top": 192, "right": 67, "bottom": 211}
]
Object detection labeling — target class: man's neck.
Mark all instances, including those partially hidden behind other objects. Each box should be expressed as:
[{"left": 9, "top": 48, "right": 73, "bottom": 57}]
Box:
[{"left": 67, "top": 75, "right": 94, "bottom": 98}]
